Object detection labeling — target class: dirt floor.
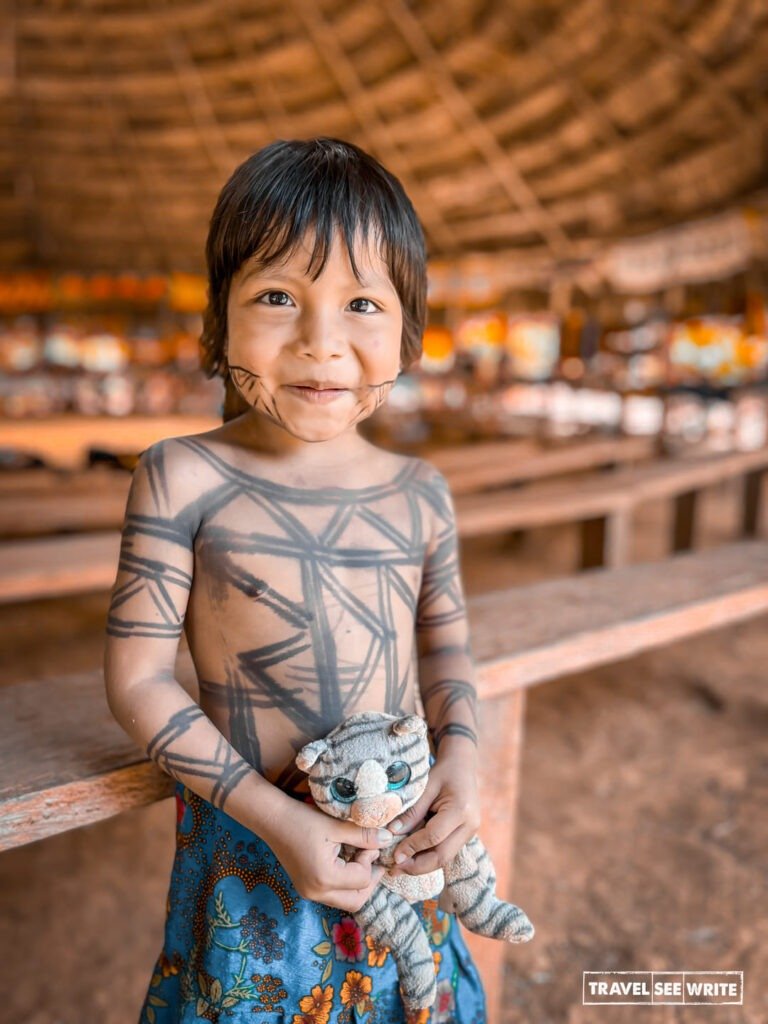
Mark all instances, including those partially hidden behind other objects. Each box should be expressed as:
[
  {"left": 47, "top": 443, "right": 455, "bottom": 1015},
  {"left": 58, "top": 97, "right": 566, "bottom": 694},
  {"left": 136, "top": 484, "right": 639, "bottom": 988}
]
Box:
[{"left": 0, "top": 479, "right": 766, "bottom": 1024}]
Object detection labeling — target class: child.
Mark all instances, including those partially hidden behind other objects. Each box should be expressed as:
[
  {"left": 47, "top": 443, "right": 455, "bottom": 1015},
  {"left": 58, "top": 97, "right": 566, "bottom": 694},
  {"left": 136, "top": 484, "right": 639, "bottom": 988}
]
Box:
[{"left": 104, "top": 137, "right": 486, "bottom": 1024}]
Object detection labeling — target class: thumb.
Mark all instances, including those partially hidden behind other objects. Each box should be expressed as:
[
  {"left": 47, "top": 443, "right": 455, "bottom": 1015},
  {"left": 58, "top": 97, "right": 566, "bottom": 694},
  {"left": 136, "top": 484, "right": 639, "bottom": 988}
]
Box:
[
  {"left": 389, "top": 780, "right": 438, "bottom": 836},
  {"left": 337, "top": 821, "right": 394, "bottom": 851}
]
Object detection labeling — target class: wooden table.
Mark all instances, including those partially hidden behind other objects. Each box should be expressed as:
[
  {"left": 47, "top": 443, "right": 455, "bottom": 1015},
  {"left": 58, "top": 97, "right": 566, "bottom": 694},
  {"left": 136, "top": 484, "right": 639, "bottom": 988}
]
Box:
[{"left": 0, "top": 415, "right": 218, "bottom": 470}]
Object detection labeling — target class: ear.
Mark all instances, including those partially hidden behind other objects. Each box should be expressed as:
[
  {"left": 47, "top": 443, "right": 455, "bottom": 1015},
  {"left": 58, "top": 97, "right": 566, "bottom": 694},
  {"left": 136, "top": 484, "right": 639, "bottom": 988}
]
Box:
[
  {"left": 392, "top": 715, "right": 427, "bottom": 738},
  {"left": 295, "top": 739, "right": 328, "bottom": 773}
]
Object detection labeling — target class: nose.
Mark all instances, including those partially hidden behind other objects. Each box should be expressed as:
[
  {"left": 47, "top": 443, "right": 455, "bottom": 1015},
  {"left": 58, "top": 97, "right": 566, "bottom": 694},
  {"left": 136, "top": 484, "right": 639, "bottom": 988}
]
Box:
[
  {"left": 349, "top": 793, "right": 402, "bottom": 829},
  {"left": 297, "top": 307, "right": 347, "bottom": 361}
]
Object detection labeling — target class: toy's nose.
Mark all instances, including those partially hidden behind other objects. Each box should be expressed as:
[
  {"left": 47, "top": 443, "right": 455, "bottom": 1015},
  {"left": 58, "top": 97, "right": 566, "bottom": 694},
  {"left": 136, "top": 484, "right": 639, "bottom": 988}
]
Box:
[{"left": 349, "top": 793, "right": 402, "bottom": 828}]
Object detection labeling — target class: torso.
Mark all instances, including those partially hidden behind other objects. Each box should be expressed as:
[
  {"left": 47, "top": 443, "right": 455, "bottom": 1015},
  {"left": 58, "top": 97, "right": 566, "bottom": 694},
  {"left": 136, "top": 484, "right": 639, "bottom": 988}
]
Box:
[{"left": 179, "top": 433, "right": 437, "bottom": 796}]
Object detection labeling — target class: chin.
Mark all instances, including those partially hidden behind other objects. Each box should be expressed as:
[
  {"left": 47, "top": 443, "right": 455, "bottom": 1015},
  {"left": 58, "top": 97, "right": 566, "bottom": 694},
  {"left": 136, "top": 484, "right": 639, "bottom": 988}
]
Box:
[{"left": 285, "top": 420, "right": 354, "bottom": 443}]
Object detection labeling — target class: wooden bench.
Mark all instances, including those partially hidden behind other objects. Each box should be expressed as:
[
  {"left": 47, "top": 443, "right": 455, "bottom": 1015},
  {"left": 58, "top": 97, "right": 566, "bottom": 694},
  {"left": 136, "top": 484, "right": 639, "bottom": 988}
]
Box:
[
  {"left": 2, "top": 541, "right": 767, "bottom": 1021},
  {"left": 430, "top": 434, "right": 656, "bottom": 495},
  {"left": 456, "top": 446, "right": 768, "bottom": 568},
  {"left": 0, "top": 415, "right": 218, "bottom": 470}
]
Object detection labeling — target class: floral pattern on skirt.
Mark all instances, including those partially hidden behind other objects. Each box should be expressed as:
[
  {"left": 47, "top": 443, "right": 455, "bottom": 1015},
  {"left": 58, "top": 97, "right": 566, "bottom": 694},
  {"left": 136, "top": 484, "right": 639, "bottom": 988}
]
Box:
[{"left": 139, "top": 784, "right": 486, "bottom": 1024}]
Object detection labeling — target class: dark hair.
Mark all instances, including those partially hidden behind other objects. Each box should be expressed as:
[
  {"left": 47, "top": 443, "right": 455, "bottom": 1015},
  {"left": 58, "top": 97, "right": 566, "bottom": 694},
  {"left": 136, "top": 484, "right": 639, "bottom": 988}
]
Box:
[{"left": 200, "top": 138, "right": 427, "bottom": 419}]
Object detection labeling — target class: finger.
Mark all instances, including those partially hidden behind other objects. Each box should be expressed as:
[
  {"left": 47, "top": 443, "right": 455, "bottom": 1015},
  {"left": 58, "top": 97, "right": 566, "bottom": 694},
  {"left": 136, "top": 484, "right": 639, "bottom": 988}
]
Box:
[
  {"left": 324, "top": 865, "right": 385, "bottom": 912},
  {"left": 393, "top": 808, "right": 463, "bottom": 863},
  {"left": 389, "top": 778, "right": 440, "bottom": 835},
  {"left": 351, "top": 847, "right": 381, "bottom": 870},
  {"left": 338, "top": 822, "right": 394, "bottom": 850},
  {"left": 333, "top": 854, "right": 387, "bottom": 889},
  {"left": 396, "top": 825, "right": 465, "bottom": 876}
]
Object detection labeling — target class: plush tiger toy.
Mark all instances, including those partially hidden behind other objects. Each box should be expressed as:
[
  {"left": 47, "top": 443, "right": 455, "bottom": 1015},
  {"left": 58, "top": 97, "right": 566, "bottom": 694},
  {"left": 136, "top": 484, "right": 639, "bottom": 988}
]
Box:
[{"left": 296, "top": 710, "right": 534, "bottom": 1012}]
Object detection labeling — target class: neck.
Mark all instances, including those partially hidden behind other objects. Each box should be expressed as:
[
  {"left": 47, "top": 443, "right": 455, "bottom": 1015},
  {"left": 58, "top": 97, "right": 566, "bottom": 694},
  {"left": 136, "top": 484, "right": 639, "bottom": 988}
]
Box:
[{"left": 231, "top": 408, "right": 368, "bottom": 469}]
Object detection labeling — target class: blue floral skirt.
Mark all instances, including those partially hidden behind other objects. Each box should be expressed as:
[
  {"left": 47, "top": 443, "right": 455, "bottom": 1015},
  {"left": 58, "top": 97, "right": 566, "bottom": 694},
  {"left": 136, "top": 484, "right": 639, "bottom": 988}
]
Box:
[{"left": 140, "top": 783, "right": 486, "bottom": 1024}]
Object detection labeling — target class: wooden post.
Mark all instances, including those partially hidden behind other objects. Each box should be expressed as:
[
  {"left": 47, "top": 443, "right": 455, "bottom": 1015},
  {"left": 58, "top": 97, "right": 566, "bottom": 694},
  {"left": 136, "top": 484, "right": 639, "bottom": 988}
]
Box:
[
  {"left": 672, "top": 490, "right": 698, "bottom": 552},
  {"left": 580, "top": 512, "right": 630, "bottom": 569},
  {"left": 464, "top": 689, "right": 527, "bottom": 1024},
  {"left": 742, "top": 469, "right": 764, "bottom": 537},
  {"left": 580, "top": 516, "right": 606, "bottom": 568}
]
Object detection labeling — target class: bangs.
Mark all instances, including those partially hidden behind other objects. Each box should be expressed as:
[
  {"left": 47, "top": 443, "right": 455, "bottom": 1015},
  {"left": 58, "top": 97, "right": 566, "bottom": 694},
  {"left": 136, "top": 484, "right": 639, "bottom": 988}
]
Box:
[{"left": 210, "top": 139, "right": 406, "bottom": 287}]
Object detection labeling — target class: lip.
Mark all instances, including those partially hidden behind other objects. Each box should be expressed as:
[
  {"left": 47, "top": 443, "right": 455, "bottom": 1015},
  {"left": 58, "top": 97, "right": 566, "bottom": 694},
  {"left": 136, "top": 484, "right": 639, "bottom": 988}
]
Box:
[
  {"left": 283, "top": 382, "right": 351, "bottom": 405},
  {"left": 289, "top": 380, "right": 352, "bottom": 390}
]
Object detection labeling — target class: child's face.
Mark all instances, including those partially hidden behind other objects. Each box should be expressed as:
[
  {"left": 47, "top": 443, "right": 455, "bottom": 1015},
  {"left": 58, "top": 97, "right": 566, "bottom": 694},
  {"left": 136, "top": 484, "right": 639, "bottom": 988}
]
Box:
[{"left": 226, "top": 231, "right": 404, "bottom": 443}]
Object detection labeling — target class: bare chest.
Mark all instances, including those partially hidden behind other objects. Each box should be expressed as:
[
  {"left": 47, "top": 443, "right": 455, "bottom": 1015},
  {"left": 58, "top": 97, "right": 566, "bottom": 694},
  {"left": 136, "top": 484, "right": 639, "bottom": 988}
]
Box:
[{"left": 184, "top": 470, "right": 430, "bottom": 727}]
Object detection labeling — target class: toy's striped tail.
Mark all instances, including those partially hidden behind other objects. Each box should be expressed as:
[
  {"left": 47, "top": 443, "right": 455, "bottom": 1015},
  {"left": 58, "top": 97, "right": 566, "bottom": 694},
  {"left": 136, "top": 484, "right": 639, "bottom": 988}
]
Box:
[{"left": 444, "top": 835, "right": 535, "bottom": 942}]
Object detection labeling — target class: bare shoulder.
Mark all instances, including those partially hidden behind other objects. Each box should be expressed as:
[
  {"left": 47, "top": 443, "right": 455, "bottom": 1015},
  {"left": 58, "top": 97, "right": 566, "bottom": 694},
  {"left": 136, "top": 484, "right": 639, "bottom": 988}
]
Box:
[
  {"left": 129, "top": 432, "right": 220, "bottom": 516},
  {"left": 406, "top": 455, "right": 453, "bottom": 504}
]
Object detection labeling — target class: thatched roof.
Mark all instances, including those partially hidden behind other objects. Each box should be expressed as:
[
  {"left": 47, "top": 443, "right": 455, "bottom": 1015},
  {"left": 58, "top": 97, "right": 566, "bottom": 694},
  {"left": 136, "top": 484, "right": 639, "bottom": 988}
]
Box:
[{"left": 4, "top": 0, "right": 767, "bottom": 280}]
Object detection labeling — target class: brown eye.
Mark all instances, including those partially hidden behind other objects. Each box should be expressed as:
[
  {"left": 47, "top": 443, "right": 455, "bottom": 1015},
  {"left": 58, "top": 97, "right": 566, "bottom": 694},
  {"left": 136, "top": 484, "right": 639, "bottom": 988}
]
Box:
[
  {"left": 331, "top": 777, "right": 357, "bottom": 803},
  {"left": 386, "top": 762, "right": 411, "bottom": 790},
  {"left": 348, "top": 298, "right": 378, "bottom": 314},
  {"left": 257, "top": 290, "right": 293, "bottom": 306}
]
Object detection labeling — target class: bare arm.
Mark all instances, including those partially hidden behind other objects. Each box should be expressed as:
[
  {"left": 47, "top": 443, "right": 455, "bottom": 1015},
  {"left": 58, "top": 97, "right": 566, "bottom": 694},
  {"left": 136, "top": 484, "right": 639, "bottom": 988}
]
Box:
[
  {"left": 390, "top": 466, "right": 480, "bottom": 870},
  {"left": 415, "top": 468, "right": 478, "bottom": 757},
  {"left": 103, "top": 439, "right": 289, "bottom": 837}
]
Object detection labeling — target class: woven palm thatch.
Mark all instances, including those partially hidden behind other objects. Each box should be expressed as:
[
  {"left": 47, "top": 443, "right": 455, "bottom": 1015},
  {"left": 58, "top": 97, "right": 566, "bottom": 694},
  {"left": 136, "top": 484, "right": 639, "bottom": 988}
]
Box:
[{"left": 3, "top": 0, "right": 767, "bottom": 278}]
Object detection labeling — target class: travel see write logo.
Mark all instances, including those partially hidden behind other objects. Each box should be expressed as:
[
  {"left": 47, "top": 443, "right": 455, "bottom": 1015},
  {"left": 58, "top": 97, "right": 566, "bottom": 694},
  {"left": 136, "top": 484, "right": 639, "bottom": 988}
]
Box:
[{"left": 583, "top": 971, "right": 743, "bottom": 1005}]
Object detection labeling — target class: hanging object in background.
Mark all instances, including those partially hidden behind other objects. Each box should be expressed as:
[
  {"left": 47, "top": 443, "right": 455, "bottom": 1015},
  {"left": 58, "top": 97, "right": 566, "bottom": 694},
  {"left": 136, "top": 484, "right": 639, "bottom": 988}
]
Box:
[
  {"left": 42, "top": 322, "right": 81, "bottom": 367},
  {"left": 0, "top": 316, "right": 42, "bottom": 370},
  {"left": 668, "top": 317, "right": 768, "bottom": 385},
  {"left": 0, "top": 273, "right": 53, "bottom": 312},
  {"left": 601, "top": 209, "right": 763, "bottom": 294},
  {"left": 169, "top": 273, "right": 207, "bottom": 313},
  {"left": 455, "top": 312, "right": 506, "bottom": 388},
  {"left": 455, "top": 312, "right": 506, "bottom": 358},
  {"left": 506, "top": 314, "right": 560, "bottom": 381},
  {"left": 79, "top": 331, "right": 130, "bottom": 373},
  {"left": 420, "top": 325, "right": 454, "bottom": 373}
]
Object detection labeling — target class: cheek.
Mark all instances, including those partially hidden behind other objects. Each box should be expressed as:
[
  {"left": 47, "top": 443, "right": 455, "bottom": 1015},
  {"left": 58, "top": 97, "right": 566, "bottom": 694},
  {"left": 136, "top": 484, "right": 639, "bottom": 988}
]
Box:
[
  {"left": 358, "top": 332, "right": 402, "bottom": 382},
  {"left": 226, "top": 308, "right": 284, "bottom": 373}
]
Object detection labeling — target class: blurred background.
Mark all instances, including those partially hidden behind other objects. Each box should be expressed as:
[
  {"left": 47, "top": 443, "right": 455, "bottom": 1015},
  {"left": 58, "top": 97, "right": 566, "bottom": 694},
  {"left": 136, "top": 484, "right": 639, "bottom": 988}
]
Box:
[{"left": 1, "top": 0, "right": 767, "bottom": 464}]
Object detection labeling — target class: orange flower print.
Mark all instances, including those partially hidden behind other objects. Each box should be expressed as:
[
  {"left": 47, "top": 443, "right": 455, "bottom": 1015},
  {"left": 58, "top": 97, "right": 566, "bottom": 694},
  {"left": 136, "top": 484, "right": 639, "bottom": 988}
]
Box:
[
  {"left": 340, "top": 969, "right": 373, "bottom": 1007},
  {"left": 365, "top": 934, "right": 390, "bottom": 968},
  {"left": 158, "top": 951, "right": 182, "bottom": 978},
  {"left": 405, "top": 1008, "right": 431, "bottom": 1024},
  {"left": 291, "top": 983, "right": 334, "bottom": 1024},
  {"left": 432, "top": 950, "right": 442, "bottom": 975}
]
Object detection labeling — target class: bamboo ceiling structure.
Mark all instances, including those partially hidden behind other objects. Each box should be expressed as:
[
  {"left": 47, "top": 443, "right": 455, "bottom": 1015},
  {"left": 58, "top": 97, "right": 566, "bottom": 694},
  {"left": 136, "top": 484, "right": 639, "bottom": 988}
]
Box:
[{"left": 3, "top": 0, "right": 768, "bottom": 281}]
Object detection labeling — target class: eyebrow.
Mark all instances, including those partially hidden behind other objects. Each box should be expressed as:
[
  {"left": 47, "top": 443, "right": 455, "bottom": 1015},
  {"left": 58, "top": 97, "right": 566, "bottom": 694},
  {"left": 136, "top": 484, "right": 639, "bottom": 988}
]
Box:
[{"left": 238, "top": 262, "right": 390, "bottom": 290}]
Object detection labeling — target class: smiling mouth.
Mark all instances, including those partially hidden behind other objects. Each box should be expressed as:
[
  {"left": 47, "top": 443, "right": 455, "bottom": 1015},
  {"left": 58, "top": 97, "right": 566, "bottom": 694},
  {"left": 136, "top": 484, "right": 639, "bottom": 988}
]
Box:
[{"left": 283, "top": 384, "right": 351, "bottom": 404}]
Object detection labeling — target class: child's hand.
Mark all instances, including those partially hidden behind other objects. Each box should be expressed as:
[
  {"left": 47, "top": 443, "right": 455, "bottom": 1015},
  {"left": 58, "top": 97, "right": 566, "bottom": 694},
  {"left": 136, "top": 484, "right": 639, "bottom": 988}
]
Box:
[
  {"left": 387, "top": 752, "right": 481, "bottom": 876},
  {"left": 266, "top": 799, "right": 393, "bottom": 913}
]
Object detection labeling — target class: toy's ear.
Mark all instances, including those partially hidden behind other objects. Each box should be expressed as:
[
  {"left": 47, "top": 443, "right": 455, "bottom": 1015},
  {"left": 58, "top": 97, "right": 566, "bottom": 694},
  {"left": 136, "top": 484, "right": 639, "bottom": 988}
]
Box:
[
  {"left": 296, "top": 739, "right": 328, "bottom": 773},
  {"left": 391, "top": 715, "right": 427, "bottom": 738}
]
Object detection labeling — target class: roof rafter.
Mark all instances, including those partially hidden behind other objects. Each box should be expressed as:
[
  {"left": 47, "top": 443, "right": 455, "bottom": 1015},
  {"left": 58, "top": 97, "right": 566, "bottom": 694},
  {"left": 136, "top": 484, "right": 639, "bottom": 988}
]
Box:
[
  {"left": 219, "top": 0, "right": 289, "bottom": 140},
  {"left": 381, "top": 0, "right": 575, "bottom": 260},
  {"left": 288, "top": 0, "right": 461, "bottom": 254},
  {"left": 620, "top": 9, "right": 759, "bottom": 134},
  {"left": 156, "top": 0, "right": 235, "bottom": 178}
]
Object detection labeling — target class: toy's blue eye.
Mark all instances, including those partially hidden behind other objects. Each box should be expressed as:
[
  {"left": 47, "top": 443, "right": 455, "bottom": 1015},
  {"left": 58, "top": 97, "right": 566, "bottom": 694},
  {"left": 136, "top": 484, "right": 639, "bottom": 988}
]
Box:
[
  {"left": 386, "top": 762, "right": 411, "bottom": 790},
  {"left": 330, "top": 777, "right": 357, "bottom": 803}
]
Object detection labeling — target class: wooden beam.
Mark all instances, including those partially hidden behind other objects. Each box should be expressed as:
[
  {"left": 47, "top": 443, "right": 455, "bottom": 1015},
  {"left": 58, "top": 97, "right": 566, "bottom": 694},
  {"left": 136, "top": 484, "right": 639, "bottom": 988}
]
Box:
[
  {"left": 289, "top": 0, "right": 461, "bottom": 253},
  {"left": 619, "top": 10, "right": 756, "bottom": 133},
  {"left": 157, "top": 0, "right": 237, "bottom": 178},
  {"left": 381, "top": 0, "right": 575, "bottom": 259}
]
